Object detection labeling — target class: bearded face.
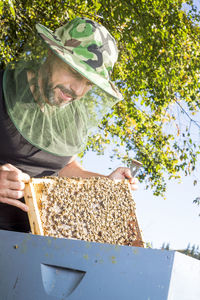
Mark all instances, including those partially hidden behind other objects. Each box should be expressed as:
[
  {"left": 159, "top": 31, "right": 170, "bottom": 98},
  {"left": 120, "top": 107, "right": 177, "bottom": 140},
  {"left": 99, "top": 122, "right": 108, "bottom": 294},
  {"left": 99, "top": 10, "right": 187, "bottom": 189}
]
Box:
[{"left": 40, "top": 52, "right": 93, "bottom": 107}]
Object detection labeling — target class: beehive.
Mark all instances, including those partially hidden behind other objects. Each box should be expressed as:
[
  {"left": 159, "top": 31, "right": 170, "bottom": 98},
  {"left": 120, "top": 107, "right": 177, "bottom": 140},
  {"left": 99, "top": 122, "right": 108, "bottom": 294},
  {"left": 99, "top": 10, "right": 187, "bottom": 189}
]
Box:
[{"left": 24, "top": 177, "right": 144, "bottom": 247}]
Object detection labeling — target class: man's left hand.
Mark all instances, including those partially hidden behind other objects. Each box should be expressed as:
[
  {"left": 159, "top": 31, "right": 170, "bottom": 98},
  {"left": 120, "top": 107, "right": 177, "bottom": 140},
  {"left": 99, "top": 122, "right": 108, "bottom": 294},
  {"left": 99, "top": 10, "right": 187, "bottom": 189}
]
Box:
[{"left": 108, "top": 167, "right": 138, "bottom": 191}]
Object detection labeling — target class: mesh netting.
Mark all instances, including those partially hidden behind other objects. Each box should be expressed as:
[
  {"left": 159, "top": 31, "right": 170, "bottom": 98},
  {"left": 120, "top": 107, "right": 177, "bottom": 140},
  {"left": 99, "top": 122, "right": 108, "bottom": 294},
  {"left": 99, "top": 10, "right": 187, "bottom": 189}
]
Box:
[{"left": 3, "top": 47, "right": 120, "bottom": 156}]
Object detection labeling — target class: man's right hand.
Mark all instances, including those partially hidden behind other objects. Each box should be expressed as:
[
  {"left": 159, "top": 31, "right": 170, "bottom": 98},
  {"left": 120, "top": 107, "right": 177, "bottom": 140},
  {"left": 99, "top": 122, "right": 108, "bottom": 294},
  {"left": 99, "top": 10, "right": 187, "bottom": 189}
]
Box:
[{"left": 0, "top": 164, "right": 30, "bottom": 211}]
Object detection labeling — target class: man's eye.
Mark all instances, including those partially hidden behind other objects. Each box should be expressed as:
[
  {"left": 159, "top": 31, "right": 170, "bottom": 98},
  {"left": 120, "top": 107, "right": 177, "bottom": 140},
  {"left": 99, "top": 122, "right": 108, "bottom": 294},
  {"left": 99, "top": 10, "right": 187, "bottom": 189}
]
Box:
[
  {"left": 71, "top": 69, "right": 82, "bottom": 79},
  {"left": 87, "top": 81, "right": 93, "bottom": 87},
  {"left": 72, "top": 70, "right": 81, "bottom": 78},
  {"left": 68, "top": 65, "right": 93, "bottom": 86}
]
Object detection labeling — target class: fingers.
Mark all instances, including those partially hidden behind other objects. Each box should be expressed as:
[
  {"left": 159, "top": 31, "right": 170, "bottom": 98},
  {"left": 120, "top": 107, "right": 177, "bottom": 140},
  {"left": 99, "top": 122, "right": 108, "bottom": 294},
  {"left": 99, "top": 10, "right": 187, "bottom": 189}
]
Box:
[
  {"left": 0, "top": 163, "right": 22, "bottom": 172},
  {"left": 121, "top": 167, "right": 132, "bottom": 179},
  {"left": 0, "top": 164, "right": 30, "bottom": 183},
  {"left": 7, "top": 180, "right": 25, "bottom": 191},
  {"left": 0, "top": 197, "right": 29, "bottom": 212},
  {"left": 109, "top": 167, "right": 132, "bottom": 179},
  {"left": 0, "top": 188, "right": 24, "bottom": 200},
  {"left": 129, "top": 177, "right": 139, "bottom": 191},
  {"left": 129, "top": 176, "right": 139, "bottom": 184},
  {"left": 108, "top": 167, "right": 139, "bottom": 191},
  {"left": 12, "top": 171, "right": 30, "bottom": 183},
  {"left": 0, "top": 163, "right": 30, "bottom": 211},
  {"left": 0, "top": 170, "right": 29, "bottom": 184}
]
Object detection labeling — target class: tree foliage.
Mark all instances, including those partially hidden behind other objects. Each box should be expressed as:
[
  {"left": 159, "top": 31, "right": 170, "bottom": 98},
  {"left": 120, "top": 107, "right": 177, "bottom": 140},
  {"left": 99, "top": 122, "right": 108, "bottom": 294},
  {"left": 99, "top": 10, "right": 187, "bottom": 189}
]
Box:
[{"left": 1, "top": 0, "right": 200, "bottom": 196}]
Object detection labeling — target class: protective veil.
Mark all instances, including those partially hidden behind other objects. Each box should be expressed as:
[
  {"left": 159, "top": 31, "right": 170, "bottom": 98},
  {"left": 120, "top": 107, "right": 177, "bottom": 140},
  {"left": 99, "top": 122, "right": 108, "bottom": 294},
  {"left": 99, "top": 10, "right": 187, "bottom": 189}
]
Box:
[{"left": 3, "top": 17, "right": 123, "bottom": 156}]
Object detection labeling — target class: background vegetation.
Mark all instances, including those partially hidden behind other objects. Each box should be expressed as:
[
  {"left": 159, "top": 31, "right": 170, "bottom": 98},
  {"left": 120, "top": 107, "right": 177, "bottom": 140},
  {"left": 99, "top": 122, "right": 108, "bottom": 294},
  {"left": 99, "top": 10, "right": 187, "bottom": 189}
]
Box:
[
  {"left": 1, "top": 0, "right": 200, "bottom": 198},
  {"left": 162, "top": 242, "right": 200, "bottom": 259}
]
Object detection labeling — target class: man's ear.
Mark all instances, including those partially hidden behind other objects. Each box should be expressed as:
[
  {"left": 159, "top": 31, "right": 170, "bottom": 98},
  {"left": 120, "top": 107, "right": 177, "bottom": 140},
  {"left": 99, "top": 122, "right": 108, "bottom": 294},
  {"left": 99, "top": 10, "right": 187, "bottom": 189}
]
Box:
[
  {"left": 47, "top": 49, "right": 53, "bottom": 57},
  {"left": 48, "top": 49, "right": 53, "bottom": 56},
  {"left": 44, "top": 49, "right": 54, "bottom": 65}
]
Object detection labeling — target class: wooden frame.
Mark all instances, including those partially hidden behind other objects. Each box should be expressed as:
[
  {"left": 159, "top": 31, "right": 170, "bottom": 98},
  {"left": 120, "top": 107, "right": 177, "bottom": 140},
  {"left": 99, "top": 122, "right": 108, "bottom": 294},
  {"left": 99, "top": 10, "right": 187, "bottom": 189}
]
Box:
[
  {"left": 24, "top": 177, "right": 144, "bottom": 247},
  {"left": 24, "top": 178, "right": 52, "bottom": 235}
]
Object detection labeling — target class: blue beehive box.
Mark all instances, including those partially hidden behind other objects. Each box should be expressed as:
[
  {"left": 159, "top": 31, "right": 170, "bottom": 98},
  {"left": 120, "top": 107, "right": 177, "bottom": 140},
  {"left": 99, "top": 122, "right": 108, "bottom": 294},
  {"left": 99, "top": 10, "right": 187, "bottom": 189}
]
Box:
[{"left": 0, "top": 229, "right": 199, "bottom": 300}]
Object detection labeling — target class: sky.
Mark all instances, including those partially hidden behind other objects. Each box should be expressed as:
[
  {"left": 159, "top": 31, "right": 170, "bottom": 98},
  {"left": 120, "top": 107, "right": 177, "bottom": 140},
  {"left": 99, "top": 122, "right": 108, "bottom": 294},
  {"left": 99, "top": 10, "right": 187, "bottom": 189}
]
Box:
[{"left": 78, "top": 0, "right": 200, "bottom": 251}]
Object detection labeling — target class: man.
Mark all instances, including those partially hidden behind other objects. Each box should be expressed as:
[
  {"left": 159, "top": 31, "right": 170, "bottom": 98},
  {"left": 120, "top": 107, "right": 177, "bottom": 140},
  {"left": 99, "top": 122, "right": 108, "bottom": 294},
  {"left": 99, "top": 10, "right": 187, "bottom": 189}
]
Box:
[{"left": 0, "top": 17, "right": 138, "bottom": 232}]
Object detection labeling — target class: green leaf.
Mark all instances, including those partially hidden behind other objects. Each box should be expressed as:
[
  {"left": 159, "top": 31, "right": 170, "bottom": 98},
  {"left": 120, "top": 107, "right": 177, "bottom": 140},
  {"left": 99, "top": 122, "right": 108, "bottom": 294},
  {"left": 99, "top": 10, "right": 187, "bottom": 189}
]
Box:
[{"left": 0, "top": 0, "right": 4, "bottom": 15}]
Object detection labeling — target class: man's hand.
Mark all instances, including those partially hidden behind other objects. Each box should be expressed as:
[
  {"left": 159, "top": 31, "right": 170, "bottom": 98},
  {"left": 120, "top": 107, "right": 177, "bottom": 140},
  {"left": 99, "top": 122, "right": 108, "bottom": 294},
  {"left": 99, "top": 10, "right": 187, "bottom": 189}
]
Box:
[
  {"left": 108, "top": 167, "right": 138, "bottom": 191},
  {"left": 0, "top": 164, "right": 30, "bottom": 211}
]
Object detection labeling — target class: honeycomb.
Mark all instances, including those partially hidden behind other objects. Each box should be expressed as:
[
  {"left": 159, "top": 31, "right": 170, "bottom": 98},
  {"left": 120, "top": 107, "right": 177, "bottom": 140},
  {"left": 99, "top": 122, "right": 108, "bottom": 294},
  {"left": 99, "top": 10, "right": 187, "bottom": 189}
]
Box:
[{"left": 26, "top": 176, "right": 144, "bottom": 247}]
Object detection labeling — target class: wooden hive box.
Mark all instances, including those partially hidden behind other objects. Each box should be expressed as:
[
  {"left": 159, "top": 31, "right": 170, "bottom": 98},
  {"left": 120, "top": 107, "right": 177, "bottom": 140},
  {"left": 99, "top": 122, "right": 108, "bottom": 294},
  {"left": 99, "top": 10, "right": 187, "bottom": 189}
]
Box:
[{"left": 24, "top": 177, "right": 144, "bottom": 247}]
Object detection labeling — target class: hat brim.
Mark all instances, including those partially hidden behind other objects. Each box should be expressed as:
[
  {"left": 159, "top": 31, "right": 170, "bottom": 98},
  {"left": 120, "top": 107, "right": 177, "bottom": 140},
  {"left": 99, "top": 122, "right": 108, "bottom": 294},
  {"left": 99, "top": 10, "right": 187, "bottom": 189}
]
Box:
[{"left": 36, "top": 23, "right": 123, "bottom": 101}]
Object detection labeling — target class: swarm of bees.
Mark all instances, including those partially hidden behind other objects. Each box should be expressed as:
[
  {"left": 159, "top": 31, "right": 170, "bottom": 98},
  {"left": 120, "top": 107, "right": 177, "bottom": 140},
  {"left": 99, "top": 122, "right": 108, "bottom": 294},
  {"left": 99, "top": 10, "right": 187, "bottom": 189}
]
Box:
[{"left": 38, "top": 176, "right": 144, "bottom": 247}]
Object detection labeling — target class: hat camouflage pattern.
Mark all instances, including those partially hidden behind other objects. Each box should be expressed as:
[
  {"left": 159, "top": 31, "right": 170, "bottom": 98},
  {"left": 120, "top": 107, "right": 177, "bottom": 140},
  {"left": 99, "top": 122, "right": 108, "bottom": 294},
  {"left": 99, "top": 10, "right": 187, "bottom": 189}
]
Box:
[{"left": 36, "top": 17, "right": 122, "bottom": 100}]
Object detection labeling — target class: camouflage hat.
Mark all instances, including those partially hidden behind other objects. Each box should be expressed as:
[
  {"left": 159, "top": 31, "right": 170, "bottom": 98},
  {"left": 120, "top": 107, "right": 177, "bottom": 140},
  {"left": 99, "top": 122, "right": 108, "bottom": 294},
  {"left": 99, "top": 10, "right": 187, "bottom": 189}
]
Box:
[{"left": 36, "top": 17, "right": 122, "bottom": 100}]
